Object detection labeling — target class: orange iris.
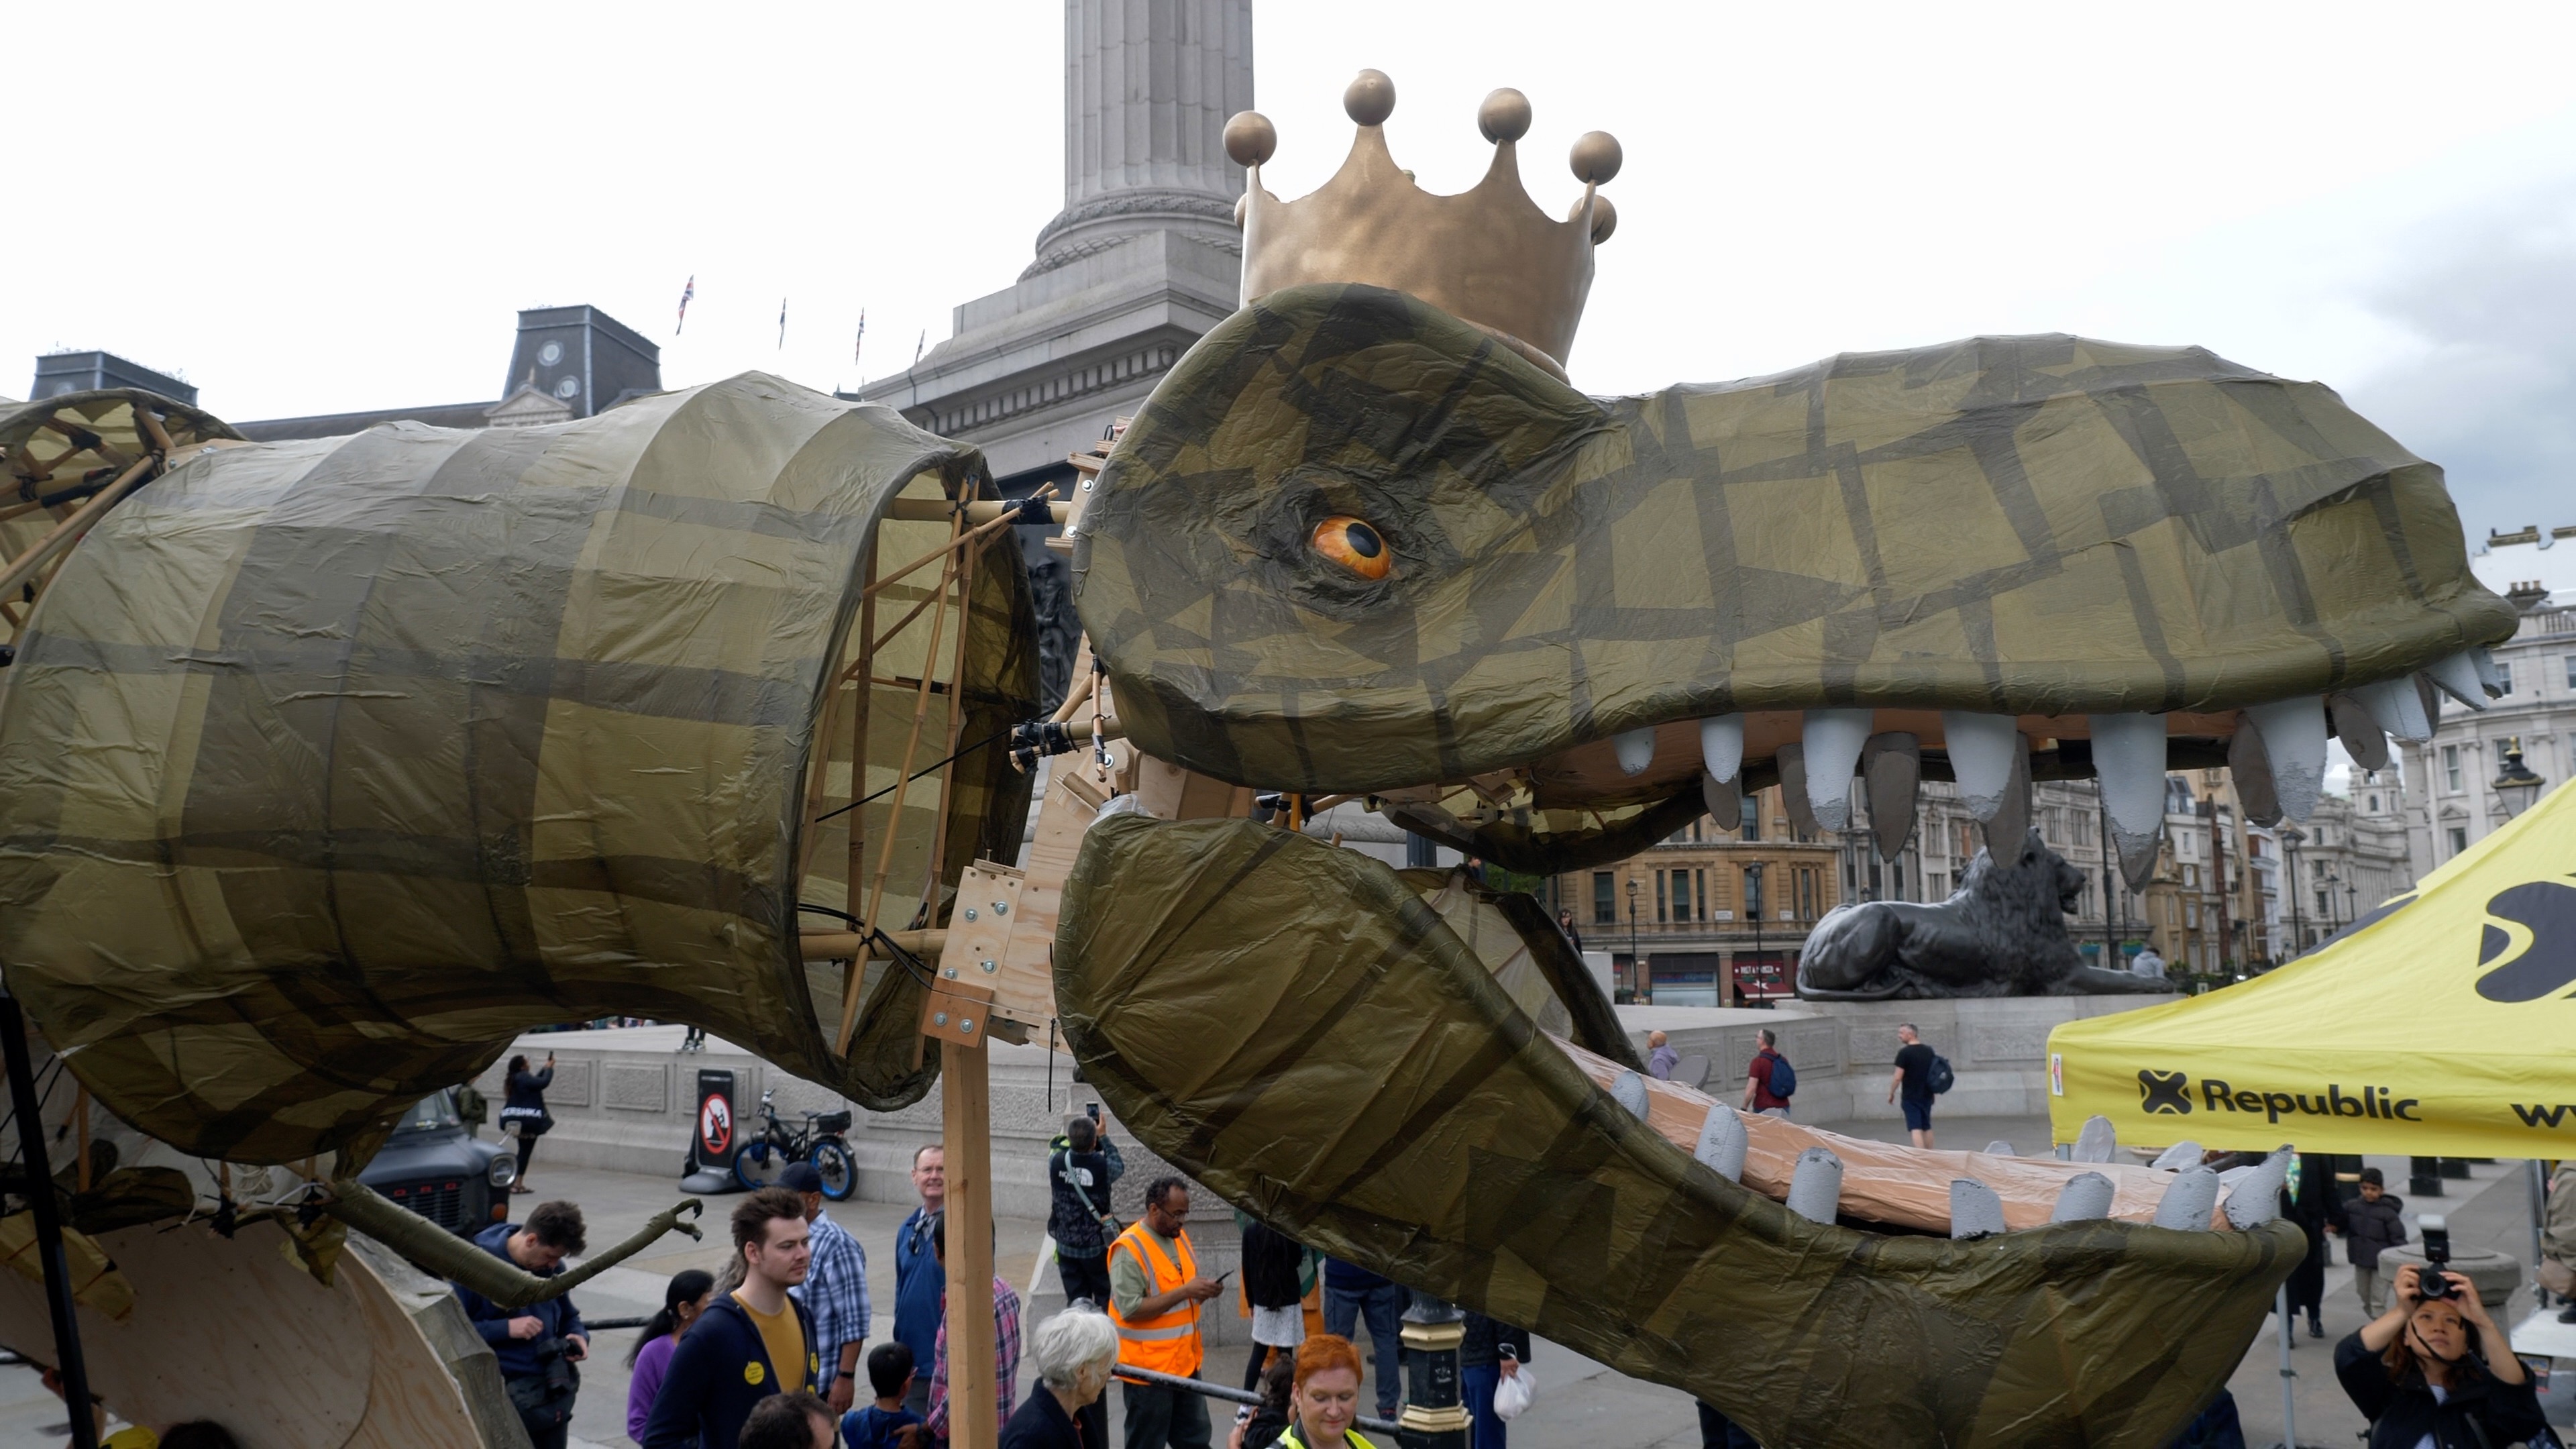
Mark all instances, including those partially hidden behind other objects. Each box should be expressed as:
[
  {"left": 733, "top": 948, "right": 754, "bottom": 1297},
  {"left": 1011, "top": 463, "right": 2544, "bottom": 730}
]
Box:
[{"left": 1311, "top": 516, "right": 1391, "bottom": 580}]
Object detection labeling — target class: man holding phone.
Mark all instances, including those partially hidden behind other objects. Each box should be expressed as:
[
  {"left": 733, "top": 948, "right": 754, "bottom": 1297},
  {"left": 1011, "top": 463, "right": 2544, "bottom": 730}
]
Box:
[{"left": 1111, "top": 1177, "right": 1226, "bottom": 1449}]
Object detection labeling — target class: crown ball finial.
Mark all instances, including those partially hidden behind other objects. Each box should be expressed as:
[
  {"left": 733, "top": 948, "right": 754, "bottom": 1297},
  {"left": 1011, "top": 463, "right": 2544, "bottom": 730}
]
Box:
[
  {"left": 1478, "top": 88, "right": 1532, "bottom": 144},
  {"left": 1345, "top": 70, "right": 1397, "bottom": 127},
  {"left": 1570, "top": 130, "right": 1623, "bottom": 186},
  {"left": 1224, "top": 110, "right": 1278, "bottom": 168},
  {"left": 1569, "top": 192, "right": 1617, "bottom": 244}
]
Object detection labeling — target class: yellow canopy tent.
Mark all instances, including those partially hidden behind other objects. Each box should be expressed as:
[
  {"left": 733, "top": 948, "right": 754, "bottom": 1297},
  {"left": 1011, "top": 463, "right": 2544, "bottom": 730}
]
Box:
[{"left": 2049, "top": 777, "right": 2576, "bottom": 1155}]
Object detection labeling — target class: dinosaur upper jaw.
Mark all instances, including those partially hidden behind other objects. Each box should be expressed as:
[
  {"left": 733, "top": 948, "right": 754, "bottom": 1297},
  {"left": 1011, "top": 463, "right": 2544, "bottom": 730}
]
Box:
[
  {"left": 1077, "top": 284, "right": 2517, "bottom": 874},
  {"left": 1055, "top": 810, "right": 2304, "bottom": 1449}
]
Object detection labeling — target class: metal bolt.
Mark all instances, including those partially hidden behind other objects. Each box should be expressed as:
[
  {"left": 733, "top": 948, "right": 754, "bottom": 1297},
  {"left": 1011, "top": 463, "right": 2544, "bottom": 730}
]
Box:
[
  {"left": 992, "top": 902, "right": 1008, "bottom": 916},
  {"left": 980, "top": 959, "right": 998, "bottom": 973},
  {"left": 960, "top": 1018, "right": 976, "bottom": 1033},
  {"left": 943, "top": 965, "right": 958, "bottom": 979},
  {"left": 963, "top": 908, "right": 978, "bottom": 922},
  {"left": 932, "top": 1011, "right": 950, "bottom": 1027}
]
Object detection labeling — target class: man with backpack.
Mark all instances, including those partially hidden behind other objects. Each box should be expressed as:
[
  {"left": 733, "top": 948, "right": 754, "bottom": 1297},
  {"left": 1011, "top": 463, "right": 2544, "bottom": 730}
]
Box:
[
  {"left": 1741, "top": 1029, "right": 1794, "bottom": 1118},
  {"left": 1888, "top": 1023, "right": 1945, "bottom": 1148}
]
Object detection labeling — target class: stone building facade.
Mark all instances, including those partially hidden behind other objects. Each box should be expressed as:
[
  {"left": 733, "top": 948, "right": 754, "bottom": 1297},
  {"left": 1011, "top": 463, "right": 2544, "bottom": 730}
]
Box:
[{"left": 2402, "top": 525, "right": 2576, "bottom": 877}]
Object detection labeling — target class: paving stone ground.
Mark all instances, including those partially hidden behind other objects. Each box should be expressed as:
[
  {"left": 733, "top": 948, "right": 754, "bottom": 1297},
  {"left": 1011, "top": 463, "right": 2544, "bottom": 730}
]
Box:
[{"left": 4, "top": 1112, "right": 2567, "bottom": 1446}]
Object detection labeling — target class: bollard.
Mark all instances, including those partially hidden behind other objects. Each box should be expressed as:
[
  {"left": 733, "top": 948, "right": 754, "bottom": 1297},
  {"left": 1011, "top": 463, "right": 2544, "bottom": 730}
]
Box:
[
  {"left": 2410, "top": 1156, "right": 2445, "bottom": 1197},
  {"left": 1397, "top": 1291, "right": 1470, "bottom": 1449}
]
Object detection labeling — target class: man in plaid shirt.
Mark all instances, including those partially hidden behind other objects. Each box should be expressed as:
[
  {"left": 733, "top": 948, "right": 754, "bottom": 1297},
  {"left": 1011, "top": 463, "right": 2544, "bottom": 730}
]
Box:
[
  {"left": 782, "top": 1163, "right": 871, "bottom": 1412},
  {"left": 924, "top": 1209, "right": 1022, "bottom": 1441}
]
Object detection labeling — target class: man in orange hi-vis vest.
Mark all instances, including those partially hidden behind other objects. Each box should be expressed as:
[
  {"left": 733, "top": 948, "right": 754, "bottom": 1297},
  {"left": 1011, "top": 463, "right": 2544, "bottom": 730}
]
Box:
[{"left": 1110, "top": 1176, "right": 1226, "bottom": 1449}]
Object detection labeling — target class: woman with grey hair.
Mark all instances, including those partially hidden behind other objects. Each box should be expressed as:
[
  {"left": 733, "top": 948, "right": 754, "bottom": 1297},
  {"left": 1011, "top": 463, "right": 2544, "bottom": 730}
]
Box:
[{"left": 1000, "top": 1307, "right": 1120, "bottom": 1448}]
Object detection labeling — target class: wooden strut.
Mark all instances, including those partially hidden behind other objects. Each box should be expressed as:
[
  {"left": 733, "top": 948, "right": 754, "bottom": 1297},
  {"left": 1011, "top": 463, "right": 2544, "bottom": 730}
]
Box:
[
  {"left": 916, "top": 478, "right": 981, "bottom": 933},
  {"left": 0, "top": 453, "right": 156, "bottom": 602},
  {"left": 845, "top": 504, "right": 965, "bottom": 1056},
  {"left": 835, "top": 550, "right": 877, "bottom": 1052}
]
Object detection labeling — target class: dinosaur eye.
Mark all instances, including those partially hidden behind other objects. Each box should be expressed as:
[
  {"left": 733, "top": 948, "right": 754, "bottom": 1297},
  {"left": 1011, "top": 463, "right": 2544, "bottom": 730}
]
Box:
[{"left": 1311, "top": 517, "right": 1391, "bottom": 580}]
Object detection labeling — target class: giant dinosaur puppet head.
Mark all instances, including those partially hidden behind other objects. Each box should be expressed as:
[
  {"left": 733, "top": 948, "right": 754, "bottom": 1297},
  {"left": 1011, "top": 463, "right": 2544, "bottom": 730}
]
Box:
[{"left": 1056, "top": 282, "right": 2515, "bottom": 1448}]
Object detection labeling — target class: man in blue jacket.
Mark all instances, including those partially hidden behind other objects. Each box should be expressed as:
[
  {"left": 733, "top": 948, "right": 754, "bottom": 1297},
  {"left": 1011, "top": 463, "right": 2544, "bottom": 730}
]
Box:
[
  {"left": 451, "top": 1199, "right": 590, "bottom": 1449},
  {"left": 643, "top": 1187, "right": 820, "bottom": 1449},
  {"left": 892, "top": 1143, "right": 946, "bottom": 1414}
]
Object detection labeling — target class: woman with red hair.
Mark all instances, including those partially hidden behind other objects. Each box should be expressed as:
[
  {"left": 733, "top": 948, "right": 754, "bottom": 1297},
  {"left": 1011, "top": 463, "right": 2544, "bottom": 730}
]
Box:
[{"left": 1230, "top": 1335, "right": 1378, "bottom": 1449}]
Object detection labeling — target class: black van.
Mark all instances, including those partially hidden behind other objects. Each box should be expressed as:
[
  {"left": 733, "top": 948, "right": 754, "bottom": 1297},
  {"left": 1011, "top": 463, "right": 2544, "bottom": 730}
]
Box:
[{"left": 360, "top": 1088, "right": 519, "bottom": 1236}]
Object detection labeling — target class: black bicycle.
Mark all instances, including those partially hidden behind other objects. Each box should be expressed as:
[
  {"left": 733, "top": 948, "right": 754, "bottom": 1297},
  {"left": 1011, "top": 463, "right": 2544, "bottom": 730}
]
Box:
[{"left": 731, "top": 1088, "right": 857, "bottom": 1199}]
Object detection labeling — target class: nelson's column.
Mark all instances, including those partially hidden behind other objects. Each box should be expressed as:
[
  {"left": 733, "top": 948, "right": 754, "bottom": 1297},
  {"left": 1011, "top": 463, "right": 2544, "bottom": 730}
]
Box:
[{"left": 857, "top": 0, "right": 1253, "bottom": 708}]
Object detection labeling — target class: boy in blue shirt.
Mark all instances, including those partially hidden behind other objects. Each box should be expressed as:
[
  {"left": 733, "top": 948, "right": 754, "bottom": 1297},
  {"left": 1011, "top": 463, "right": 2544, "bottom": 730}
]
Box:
[{"left": 843, "top": 1341, "right": 924, "bottom": 1449}]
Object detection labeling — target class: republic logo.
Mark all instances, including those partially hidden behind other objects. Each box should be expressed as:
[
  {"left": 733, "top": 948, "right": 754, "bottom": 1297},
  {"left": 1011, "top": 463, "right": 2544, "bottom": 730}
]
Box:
[
  {"left": 2475, "top": 879, "right": 2576, "bottom": 1002},
  {"left": 2138, "top": 1069, "right": 2192, "bottom": 1114}
]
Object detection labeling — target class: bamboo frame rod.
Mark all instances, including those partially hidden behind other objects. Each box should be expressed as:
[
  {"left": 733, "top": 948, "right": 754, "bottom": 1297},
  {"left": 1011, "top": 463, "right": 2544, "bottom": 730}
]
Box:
[
  {"left": 0, "top": 454, "right": 154, "bottom": 601},
  {"left": 860, "top": 504, "right": 1024, "bottom": 603}
]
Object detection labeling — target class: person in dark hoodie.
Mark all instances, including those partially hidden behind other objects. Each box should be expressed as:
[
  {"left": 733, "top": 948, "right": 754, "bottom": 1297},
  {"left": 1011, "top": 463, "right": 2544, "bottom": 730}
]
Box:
[
  {"left": 2335, "top": 1167, "right": 2408, "bottom": 1319},
  {"left": 1458, "top": 1311, "right": 1530, "bottom": 1448},
  {"left": 1046, "top": 1110, "right": 1124, "bottom": 1311},
  {"left": 643, "top": 1187, "right": 819, "bottom": 1449},
  {"left": 451, "top": 1199, "right": 590, "bottom": 1449}
]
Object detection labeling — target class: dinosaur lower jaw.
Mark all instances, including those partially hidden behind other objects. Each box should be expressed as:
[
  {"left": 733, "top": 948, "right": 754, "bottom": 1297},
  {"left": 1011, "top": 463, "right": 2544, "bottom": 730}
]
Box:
[
  {"left": 1363, "top": 649, "right": 2494, "bottom": 883},
  {"left": 1055, "top": 810, "right": 2306, "bottom": 1449}
]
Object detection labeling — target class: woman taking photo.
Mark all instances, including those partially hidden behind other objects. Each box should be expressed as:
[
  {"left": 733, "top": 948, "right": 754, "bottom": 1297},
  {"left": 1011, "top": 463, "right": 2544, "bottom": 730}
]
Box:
[
  {"left": 498, "top": 1051, "right": 555, "bottom": 1194},
  {"left": 625, "top": 1269, "right": 715, "bottom": 1441},
  {"left": 1232, "top": 1334, "right": 1379, "bottom": 1449},
  {"left": 2334, "top": 1261, "right": 2546, "bottom": 1448}
]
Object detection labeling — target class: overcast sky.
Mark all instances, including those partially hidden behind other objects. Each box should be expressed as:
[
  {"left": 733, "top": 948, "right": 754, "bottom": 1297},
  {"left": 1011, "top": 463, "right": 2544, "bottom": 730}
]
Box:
[{"left": 12, "top": 1, "right": 2570, "bottom": 551}]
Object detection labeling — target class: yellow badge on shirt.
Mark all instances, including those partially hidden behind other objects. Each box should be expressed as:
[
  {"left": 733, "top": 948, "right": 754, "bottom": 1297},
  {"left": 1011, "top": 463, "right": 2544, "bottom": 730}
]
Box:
[{"left": 745, "top": 1360, "right": 765, "bottom": 1385}]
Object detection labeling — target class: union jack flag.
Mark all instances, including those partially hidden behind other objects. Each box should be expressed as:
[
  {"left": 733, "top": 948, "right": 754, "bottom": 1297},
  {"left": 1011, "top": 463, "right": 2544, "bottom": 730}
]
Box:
[{"left": 676, "top": 276, "right": 695, "bottom": 336}]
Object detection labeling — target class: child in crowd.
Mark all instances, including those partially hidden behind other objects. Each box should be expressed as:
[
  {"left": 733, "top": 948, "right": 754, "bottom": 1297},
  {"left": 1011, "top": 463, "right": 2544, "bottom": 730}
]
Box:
[{"left": 843, "top": 1341, "right": 926, "bottom": 1449}]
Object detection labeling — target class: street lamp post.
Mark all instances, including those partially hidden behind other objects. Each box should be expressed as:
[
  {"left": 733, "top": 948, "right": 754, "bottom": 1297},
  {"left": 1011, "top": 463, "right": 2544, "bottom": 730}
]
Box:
[
  {"left": 2279, "top": 826, "right": 2306, "bottom": 957},
  {"left": 1626, "top": 875, "right": 1641, "bottom": 1003},
  {"left": 2495, "top": 739, "right": 2547, "bottom": 820},
  {"left": 1746, "top": 861, "right": 1767, "bottom": 1006}
]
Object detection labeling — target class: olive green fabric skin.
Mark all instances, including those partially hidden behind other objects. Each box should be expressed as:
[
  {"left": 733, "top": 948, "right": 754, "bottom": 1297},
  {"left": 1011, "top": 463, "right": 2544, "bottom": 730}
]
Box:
[
  {"left": 1074, "top": 284, "right": 2517, "bottom": 796},
  {"left": 1059, "top": 812, "right": 2304, "bottom": 1448},
  {"left": 0, "top": 374, "right": 1036, "bottom": 1163}
]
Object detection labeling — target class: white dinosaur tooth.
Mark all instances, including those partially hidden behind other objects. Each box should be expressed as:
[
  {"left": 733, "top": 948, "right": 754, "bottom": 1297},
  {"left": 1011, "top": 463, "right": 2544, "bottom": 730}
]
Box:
[
  {"left": 2227, "top": 717, "right": 2282, "bottom": 828},
  {"left": 1694, "top": 1102, "right": 1748, "bottom": 1182},
  {"left": 2149, "top": 1140, "right": 2205, "bottom": 1171},
  {"left": 1611, "top": 1070, "right": 1650, "bottom": 1119},
  {"left": 2244, "top": 696, "right": 2327, "bottom": 823},
  {"left": 1941, "top": 712, "right": 2020, "bottom": 821},
  {"left": 2351, "top": 677, "right": 2430, "bottom": 743},
  {"left": 2152, "top": 1165, "right": 2220, "bottom": 1230},
  {"left": 1980, "top": 733, "right": 2032, "bottom": 861},
  {"left": 1776, "top": 744, "right": 1823, "bottom": 836},
  {"left": 1949, "top": 1179, "right": 2007, "bottom": 1240},
  {"left": 2070, "top": 1115, "right": 2118, "bottom": 1164},
  {"left": 1862, "top": 732, "right": 1919, "bottom": 862},
  {"left": 2089, "top": 713, "right": 2168, "bottom": 891},
  {"left": 1699, "top": 714, "right": 1745, "bottom": 784},
  {"left": 2426, "top": 651, "right": 2487, "bottom": 711},
  {"left": 2050, "top": 1172, "right": 2115, "bottom": 1223},
  {"left": 1701, "top": 771, "right": 1742, "bottom": 828},
  {"left": 2222, "top": 1146, "right": 2294, "bottom": 1230},
  {"left": 1613, "top": 727, "right": 1658, "bottom": 775},
  {"left": 1984, "top": 1140, "right": 2017, "bottom": 1157},
  {"left": 2471, "top": 645, "right": 2505, "bottom": 699},
  {"left": 1801, "top": 709, "right": 1872, "bottom": 833},
  {"left": 1785, "top": 1147, "right": 1843, "bottom": 1226},
  {"left": 2328, "top": 693, "right": 2390, "bottom": 772}
]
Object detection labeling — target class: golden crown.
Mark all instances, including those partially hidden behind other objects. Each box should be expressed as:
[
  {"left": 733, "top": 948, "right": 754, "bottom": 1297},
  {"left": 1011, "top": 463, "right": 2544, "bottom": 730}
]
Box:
[{"left": 1225, "top": 70, "right": 1621, "bottom": 376}]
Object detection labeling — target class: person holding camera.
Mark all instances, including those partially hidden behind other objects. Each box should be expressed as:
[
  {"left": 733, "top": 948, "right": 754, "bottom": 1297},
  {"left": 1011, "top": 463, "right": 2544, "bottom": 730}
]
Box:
[
  {"left": 451, "top": 1199, "right": 590, "bottom": 1449},
  {"left": 2333, "top": 1256, "right": 2546, "bottom": 1448}
]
